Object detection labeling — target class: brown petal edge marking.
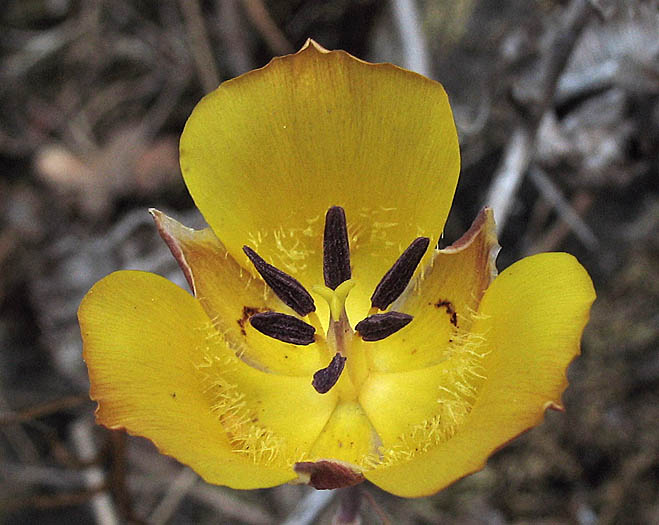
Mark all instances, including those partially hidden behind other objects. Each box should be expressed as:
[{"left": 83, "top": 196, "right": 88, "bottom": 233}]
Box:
[
  {"left": 150, "top": 209, "right": 195, "bottom": 293},
  {"left": 440, "top": 206, "right": 500, "bottom": 287},
  {"left": 544, "top": 400, "right": 565, "bottom": 412},
  {"left": 294, "top": 460, "right": 365, "bottom": 490}
]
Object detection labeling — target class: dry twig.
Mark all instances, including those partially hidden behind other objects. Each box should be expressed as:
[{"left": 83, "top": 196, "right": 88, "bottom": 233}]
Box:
[
  {"left": 70, "top": 419, "right": 120, "bottom": 525},
  {"left": 281, "top": 488, "right": 337, "bottom": 525},
  {"left": 528, "top": 167, "right": 598, "bottom": 250},
  {"left": 0, "top": 391, "right": 39, "bottom": 462},
  {"left": 215, "top": 0, "right": 255, "bottom": 75},
  {"left": 390, "top": 0, "right": 431, "bottom": 76},
  {"left": 530, "top": 190, "right": 594, "bottom": 254},
  {"left": 179, "top": 0, "right": 221, "bottom": 92},
  {"left": 148, "top": 467, "right": 199, "bottom": 524},
  {"left": 241, "top": 0, "right": 294, "bottom": 55},
  {"left": 484, "top": 0, "right": 595, "bottom": 234},
  {"left": 0, "top": 395, "right": 88, "bottom": 426}
]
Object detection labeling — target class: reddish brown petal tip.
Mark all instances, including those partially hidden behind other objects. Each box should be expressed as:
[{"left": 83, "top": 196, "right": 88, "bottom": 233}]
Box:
[
  {"left": 294, "top": 460, "right": 365, "bottom": 490},
  {"left": 150, "top": 209, "right": 195, "bottom": 293},
  {"left": 544, "top": 401, "right": 565, "bottom": 412}
]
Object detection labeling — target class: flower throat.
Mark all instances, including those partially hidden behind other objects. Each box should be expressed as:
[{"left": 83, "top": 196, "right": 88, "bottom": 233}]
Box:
[{"left": 243, "top": 206, "right": 429, "bottom": 395}]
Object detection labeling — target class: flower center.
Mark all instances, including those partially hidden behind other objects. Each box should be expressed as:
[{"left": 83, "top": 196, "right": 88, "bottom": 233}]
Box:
[{"left": 243, "top": 206, "right": 429, "bottom": 396}]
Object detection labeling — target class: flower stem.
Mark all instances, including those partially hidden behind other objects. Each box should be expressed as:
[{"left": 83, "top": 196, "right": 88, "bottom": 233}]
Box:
[{"left": 332, "top": 485, "right": 362, "bottom": 525}]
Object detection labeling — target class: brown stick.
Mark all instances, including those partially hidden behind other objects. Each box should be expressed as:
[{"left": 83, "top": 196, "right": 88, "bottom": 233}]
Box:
[
  {"left": 0, "top": 395, "right": 88, "bottom": 426},
  {"left": 241, "top": 0, "right": 294, "bottom": 55},
  {"left": 179, "top": 0, "right": 221, "bottom": 93},
  {"left": 484, "top": 0, "right": 595, "bottom": 234}
]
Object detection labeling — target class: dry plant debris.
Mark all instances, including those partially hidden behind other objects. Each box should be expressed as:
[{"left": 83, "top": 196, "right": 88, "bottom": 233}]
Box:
[{"left": 1, "top": 0, "right": 657, "bottom": 523}]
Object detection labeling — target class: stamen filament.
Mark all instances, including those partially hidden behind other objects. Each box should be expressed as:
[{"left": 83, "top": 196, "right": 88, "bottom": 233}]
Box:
[{"left": 306, "top": 311, "right": 326, "bottom": 340}]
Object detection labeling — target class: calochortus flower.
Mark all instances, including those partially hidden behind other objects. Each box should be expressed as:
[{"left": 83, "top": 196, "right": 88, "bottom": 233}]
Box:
[{"left": 79, "top": 40, "right": 595, "bottom": 497}]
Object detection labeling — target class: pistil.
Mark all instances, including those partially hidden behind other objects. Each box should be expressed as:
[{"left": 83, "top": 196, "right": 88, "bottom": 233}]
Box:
[
  {"left": 313, "top": 280, "right": 355, "bottom": 327},
  {"left": 312, "top": 281, "right": 359, "bottom": 395}
]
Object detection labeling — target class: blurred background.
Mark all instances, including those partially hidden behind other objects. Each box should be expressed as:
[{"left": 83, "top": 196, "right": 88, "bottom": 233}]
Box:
[{"left": 1, "top": 0, "right": 657, "bottom": 523}]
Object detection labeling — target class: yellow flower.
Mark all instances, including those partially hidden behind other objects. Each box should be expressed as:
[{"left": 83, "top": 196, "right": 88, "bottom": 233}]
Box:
[{"left": 78, "top": 40, "right": 595, "bottom": 497}]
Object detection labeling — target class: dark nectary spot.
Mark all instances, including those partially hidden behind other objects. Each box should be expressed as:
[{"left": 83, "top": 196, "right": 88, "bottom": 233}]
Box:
[
  {"left": 237, "top": 306, "right": 268, "bottom": 336},
  {"left": 435, "top": 300, "right": 458, "bottom": 327}
]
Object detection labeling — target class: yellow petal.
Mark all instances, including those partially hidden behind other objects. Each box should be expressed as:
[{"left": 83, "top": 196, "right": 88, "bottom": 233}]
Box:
[
  {"left": 365, "top": 253, "right": 595, "bottom": 497},
  {"left": 79, "top": 271, "right": 337, "bottom": 488},
  {"left": 359, "top": 355, "right": 479, "bottom": 449},
  {"left": 366, "top": 208, "right": 499, "bottom": 372},
  {"left": 151, "top": 209, "right": 327, "bottom": 375},
  {"left": 204, "top": 352, "right": 338, "bottom": 469},
  {"left": 180, "top": 39, "right": 460, "bottom": 318},
  {"left": 307, "top": 401, "right": 379, "bottom": 468}
]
